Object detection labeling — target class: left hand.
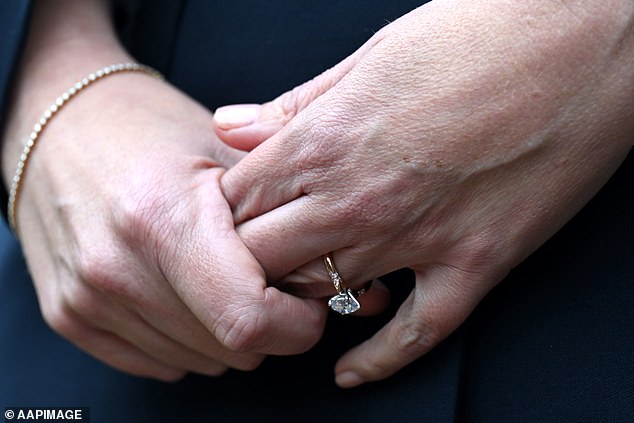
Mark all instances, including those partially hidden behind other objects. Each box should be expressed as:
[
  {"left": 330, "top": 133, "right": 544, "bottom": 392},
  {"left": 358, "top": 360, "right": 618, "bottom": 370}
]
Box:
[
  {"left": 216, "top": 0, "right": 634, "bottom": 387},
  {"left": 1, "top": 0, "right": 328, "bottom": 380}
]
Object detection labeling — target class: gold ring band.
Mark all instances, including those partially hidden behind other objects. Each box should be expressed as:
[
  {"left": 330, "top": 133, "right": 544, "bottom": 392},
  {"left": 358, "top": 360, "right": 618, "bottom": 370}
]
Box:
[{"left": 324, "top": 254, "right": 344, "bottom": 294}]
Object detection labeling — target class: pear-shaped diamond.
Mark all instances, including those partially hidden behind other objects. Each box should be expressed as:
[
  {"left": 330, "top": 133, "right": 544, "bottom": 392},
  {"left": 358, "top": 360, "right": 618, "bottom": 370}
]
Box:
[{"left": 328, "top": 290, "right": 361, "bottom": 315}]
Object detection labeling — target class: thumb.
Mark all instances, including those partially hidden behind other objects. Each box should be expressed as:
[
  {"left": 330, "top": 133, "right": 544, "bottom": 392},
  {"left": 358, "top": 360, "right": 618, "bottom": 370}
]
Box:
[
  {"left": 333, "top": 266, "right": 491, "bottom": 388},
  {"left": 212, "top": 35, "right": 380, "bottom": 151}
]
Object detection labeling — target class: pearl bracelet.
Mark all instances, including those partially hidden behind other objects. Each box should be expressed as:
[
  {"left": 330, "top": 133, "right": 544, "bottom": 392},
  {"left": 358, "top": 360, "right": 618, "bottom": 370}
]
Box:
[{"left": 7, "top": 63, "right": 162, "bottom": 235}]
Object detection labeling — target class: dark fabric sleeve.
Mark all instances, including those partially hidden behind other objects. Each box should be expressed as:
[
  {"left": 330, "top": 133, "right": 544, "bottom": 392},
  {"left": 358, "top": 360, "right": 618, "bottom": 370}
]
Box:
[{"left": 0, "top": 0, "right": 33, "bottom": 223}]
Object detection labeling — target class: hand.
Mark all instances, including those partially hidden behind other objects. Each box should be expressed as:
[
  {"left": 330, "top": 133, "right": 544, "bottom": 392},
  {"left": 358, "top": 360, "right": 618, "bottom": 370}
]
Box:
[
  {"left": 2, "top": 0, "right": 326, "bottom": 381},
  {"left": 216, "top": 0, "right": 634, "bottom": 387},
  {"left": 10, "top": 72, "right": 327, "bottom": 380}
]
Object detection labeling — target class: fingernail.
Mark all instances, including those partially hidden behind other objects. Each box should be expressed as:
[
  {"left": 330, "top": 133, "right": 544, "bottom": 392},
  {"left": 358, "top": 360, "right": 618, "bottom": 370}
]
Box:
[
  {"left": 214, "top": 104, "right": 260, "bottom": 130},
  {"left": 335, "top": 371, "right": 364, "bottom": 388}
]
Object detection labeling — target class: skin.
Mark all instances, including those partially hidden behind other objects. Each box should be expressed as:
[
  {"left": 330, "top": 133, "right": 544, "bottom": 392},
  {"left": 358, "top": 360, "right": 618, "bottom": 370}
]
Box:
[
  {"left": 216, "top": 0, "right": 634, "bottom": 387},
  {"left": 1, "top": 0, "right": 327, "bottom": 380}
]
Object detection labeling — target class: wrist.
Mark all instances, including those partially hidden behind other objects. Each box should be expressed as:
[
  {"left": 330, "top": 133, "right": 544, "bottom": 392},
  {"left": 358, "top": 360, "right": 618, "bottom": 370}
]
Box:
[
  {"left": 6, "top": 64, "right": 162, "bottom": 234},
  {"left": 1, "top": 0, "right": 131, "bottom": 191}
]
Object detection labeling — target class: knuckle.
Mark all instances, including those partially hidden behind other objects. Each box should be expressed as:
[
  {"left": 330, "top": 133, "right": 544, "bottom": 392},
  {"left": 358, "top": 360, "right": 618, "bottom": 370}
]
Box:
[
  {"left": 391, "top": 316, "right": 438, "bottom": 357},
  {"left": 60, "top": 279, "right": 105, "bottom": 321},
  {"left": 112, "top": 186, "right": 172, "bottom": 248},
  {"left": 450, "top": 231, "right": 508, "bottom": 282},
  {"left": 111, "top": 177, "right": 198, "bottom": 278},
  {"left": 111, "top": 174, "right": 194, "bottom": 254},
  {"left": 74, "top": 249, "right": 131, "bottom": 299},
  {"left": 326, "top": 182, "right": 395, "bottom": 233},
  {"left": 276, "top": 87, "right": 302, "bottom": 123},
  {"left": 42, "top": 301, "right": 83, "bottom": 341},
  {"left": 215, "top": 305, "right": 266, "bottom": 353},
  {"left": 466, "top": 232, "right": 507, "bottom": 273},
  {"left": 220, "top": 319, "right": 261, "bottom": 353},
  {"left": 272, "top": 78, "right": 321, "bottom": 124},
  {"left": 306, "top": 111, "right": 346, "bottom": 147},
  {"left": 343, "top": 191, "right": 388, "bottom": 228},
  {"left": 293, "top": 110, "right": 347, "bottom": 166}
]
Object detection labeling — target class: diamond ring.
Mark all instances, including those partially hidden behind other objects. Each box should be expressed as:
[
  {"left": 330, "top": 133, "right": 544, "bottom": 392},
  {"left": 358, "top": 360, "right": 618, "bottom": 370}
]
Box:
[{"left": 323, "top": 254, "right": 364, "bottom": 315}]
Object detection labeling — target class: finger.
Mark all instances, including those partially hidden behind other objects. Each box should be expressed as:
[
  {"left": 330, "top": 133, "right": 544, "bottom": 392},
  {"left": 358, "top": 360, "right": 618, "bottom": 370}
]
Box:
[
  {"left": 213, "top": 104, "right": 287, "bottom": 151},
  {"left": 82, "top": 330, "right": 186, "bottom": 381},
  {"left": 235, "top": 196, "right": 348, "bottom": 277},
  {"left": 49, "top": 227, "right": 256, "bottom": 375},
  {"left": 236, "top": 196, "right": 406, "bottom": 286},
  {"left": 168, "top": 171, "right": 328, "bottom": 355},
  {"left": 42, "top": 302, "right": 185, "bottom": 381},
  {"left": 22, "top": 225, "right": 185, "bottom": 380},
  {"left": 219, "top": 33, "right": 395, "bottom": 221},
  {"left": 212, "top": 36, "right": 380, "bottom": 151},
  {"left": 115, "top": 312, "right": 234, "bottom": 376},
  {"left": 62, "top": 282, "right": 234, "bottom": 376},
  {"left": 132, "top": 291, "right": 265, "bottom": 371},
  {"left": 353, "top": 280, "right": 391, "bottom": 317},
  {"left": 333, "top": 266, "right": 491, "bottom": 388},
  {"left": 273, "top": 245, "right": 396, "bottom": 294},
  {"left": 199, "top": 252, "right": 328, "bottom": 356}
]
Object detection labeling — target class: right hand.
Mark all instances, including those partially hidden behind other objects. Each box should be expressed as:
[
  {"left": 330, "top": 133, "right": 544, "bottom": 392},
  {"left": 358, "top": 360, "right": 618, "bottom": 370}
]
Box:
[
  {"left": 215, "top": 0, "right": 634, "bottom": 388},
  {"left": 10, "top": 72, "right": 327, "bottom": 380}
]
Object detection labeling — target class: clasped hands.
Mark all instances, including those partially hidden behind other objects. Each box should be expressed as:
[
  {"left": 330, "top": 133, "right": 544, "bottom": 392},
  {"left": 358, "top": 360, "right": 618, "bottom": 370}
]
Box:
[{"left": 16, "top": 1, "right": 633, "bottom": 389}]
